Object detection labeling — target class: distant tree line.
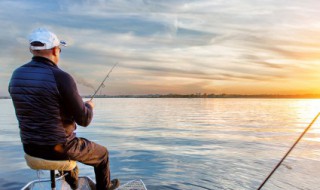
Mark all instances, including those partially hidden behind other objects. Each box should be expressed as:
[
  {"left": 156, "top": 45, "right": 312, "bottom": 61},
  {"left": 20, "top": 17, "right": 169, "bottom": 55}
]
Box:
[
  {"left": 82, "top": 93, "right": 320, "bottom": 99},
  {"left": 2, "top": 93, "right": 320, "bottom": 99}
]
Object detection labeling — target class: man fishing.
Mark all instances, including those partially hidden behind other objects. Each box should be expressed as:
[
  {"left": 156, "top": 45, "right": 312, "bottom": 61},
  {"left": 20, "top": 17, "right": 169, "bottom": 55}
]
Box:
[{"left": 8, "top": 28, "right": 119, "bottom": 190}]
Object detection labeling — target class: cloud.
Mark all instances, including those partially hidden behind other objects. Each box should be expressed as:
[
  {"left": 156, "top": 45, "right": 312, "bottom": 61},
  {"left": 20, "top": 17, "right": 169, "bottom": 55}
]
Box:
[{"left": 1, "top": 0, "right": 320, "bottom": 96}]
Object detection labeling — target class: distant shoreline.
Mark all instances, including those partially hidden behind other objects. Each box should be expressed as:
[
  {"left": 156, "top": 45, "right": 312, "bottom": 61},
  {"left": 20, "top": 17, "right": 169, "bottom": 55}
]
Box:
[
  {"left": 2, "top": 94, "right": 320, "bottom": 99},
  {"left": 83, "top": 94, "right": 320, "bottom": 99}
]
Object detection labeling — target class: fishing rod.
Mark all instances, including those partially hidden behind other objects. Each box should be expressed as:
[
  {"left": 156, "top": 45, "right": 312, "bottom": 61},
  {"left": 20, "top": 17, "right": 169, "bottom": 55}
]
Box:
[
  {"left": 257, "top": 112, "right": 320, "bottom": 190},
  {"left": 90, "top": 63, "right": 118, "bottom": 101}
]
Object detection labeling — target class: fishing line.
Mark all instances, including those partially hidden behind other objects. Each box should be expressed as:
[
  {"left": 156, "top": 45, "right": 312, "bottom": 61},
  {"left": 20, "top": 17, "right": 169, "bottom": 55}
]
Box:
[
  {"left": 90, "top": 63, "right": 118, "bottom": 101},
  {"left": 257, "top": 112, "right": 320, "bottom": 190}
]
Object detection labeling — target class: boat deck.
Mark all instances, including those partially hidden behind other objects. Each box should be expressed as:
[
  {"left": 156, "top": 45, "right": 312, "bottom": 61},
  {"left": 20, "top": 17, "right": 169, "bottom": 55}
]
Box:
[{"left": 22, "top": 176, "right": 96, "bottom": 190}]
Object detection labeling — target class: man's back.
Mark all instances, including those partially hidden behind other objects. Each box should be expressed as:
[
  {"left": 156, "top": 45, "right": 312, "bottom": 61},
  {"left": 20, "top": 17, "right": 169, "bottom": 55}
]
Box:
[{"left": 9, "top": 57, "right": 67, "bottom": 145}]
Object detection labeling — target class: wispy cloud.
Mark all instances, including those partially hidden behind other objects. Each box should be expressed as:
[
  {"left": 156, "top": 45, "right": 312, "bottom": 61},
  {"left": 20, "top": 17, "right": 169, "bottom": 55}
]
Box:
[{"left": 1, "top": 0, "right": 320, "bottom": 95}]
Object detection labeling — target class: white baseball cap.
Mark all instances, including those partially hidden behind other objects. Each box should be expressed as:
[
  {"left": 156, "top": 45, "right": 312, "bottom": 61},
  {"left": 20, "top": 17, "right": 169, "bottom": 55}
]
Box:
[{"left": 28, "top": 28, "right": 67, "bottom": 50}]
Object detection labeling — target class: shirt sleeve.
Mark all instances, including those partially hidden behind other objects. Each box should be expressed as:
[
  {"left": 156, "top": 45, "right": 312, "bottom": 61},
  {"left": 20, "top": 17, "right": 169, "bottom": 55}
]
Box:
[{"left": 53, "top": 68, "right": 93, "bottom": 127}]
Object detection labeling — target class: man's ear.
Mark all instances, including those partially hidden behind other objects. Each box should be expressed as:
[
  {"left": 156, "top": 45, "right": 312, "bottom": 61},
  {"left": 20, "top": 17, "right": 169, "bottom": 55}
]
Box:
[{"left": 52, "top": 47, "right": 59, "bottom": 56}]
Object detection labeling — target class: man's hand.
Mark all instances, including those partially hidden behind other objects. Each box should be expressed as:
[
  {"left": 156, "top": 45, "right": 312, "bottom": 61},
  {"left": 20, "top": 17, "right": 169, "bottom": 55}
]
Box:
[{"left": 85, "top": 100, "right": 95, "bottom": 109}]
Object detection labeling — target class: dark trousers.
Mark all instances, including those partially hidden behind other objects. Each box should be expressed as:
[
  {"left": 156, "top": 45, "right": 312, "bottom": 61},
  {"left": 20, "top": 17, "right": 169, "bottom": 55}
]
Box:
[{"left": 23, "top": 137, "right": 111, "bottom": 190}]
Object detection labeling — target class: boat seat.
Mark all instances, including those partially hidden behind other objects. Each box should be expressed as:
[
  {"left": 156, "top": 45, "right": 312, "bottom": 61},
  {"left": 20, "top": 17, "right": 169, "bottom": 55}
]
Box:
[
  {"left": 24, "top": 154, "right": 77, "bottom": 171},
  {"left": 24, "top": 154, "right": 77, "bottom": 190}
]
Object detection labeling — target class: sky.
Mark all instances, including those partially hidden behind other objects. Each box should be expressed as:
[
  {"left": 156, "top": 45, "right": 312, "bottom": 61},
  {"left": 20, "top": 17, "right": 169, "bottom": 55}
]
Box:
[{"left": 1, "top": 0, "right": 320, "bottom": 96}]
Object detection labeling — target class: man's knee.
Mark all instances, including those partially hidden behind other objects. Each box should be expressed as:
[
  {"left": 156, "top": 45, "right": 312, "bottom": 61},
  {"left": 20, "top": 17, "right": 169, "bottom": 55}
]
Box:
[
  {"left": 95, "top": 144, "right": 109, "bottom": 163},
  {"left": 102, "top": 146, "right": 109, "bottom": 161}
]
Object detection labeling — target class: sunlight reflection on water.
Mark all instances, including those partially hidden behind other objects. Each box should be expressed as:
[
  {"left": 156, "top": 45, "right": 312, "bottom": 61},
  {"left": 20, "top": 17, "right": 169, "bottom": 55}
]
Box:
[{"left": 1, "top": 98, "right": 320, "bottom": 190}]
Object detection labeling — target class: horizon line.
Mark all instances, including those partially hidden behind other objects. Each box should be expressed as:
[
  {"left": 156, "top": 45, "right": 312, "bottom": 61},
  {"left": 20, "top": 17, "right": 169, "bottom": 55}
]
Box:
[{"left": 2, "top": 93, "right": 320, "bottom": 99}]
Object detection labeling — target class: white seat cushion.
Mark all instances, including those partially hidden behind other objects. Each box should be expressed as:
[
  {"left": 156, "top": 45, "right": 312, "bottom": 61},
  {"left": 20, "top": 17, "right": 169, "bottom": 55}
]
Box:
[{"left": 25, "top": 154, "right": 77, "bottom": 171}]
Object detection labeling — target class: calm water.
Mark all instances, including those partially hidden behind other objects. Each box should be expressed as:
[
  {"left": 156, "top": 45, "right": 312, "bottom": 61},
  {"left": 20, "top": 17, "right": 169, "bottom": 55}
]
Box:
[{"left": 1, "top": 98, "right": 320, "bottom": 190}]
